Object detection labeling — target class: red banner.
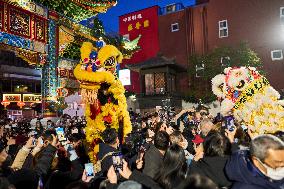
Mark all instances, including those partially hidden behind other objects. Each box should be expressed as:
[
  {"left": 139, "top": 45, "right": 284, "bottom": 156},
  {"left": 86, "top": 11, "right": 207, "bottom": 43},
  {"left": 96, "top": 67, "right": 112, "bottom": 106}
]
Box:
[{"left": 119, "top": 6, "right": 160, "bottom": 93}]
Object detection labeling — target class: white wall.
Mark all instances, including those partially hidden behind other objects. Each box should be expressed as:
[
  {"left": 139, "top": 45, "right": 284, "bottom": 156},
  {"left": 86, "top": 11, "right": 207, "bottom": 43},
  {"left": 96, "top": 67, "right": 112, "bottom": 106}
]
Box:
[
  {"left": 63, "top": 92, "right": 85, "bottom": 117},
  {"left": 182, "top": 100, "right": 221, "bottom": 117}
]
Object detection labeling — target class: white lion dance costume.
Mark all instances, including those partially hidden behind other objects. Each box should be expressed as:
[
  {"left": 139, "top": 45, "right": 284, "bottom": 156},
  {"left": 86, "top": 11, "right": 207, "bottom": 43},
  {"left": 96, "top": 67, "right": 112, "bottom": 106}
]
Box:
[{"left": 212, "top": 67, "right": 284, "bottom": 134}]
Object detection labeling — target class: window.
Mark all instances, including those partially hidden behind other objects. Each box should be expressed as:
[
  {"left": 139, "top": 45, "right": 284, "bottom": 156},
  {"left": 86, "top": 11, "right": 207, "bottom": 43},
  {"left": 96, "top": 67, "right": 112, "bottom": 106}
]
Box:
[
  {"left": 154, "top": 73, "right": 165, "bottom": 94},
  {"left": 221, "top": 56, "right": 230, "bottom": 67},
  {"left": 171, "top": 23, "right": 179, "bottom": 32},
  {"left": 144, "top": 73, "right": 166, "bottom": 95},
  {"left": 219, "top": 20, "right": 228, "bottom": 38},
  {"left": 195, "top": 64, "right": 205, "bottom": 78},
  {"left": 145, "top": 74, "right": 154, "bottom": 95},
  {"left": 271, "top": 50, "right": 283, "bottom": 61},
  {"left": 166, "top": 4, "right": 176, "bottom": 13},
  {"left": 280, "top": 7, "right": 284, "bottom": 25}
]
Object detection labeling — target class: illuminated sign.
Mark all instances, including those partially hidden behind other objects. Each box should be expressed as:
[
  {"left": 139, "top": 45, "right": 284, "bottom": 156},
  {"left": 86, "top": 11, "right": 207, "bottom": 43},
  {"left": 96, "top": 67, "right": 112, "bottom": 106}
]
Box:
[
  {"left": 122, "top": 13, "right": 143, "bottom": 22},
  {"left": 119, "top": 69, "right": 131, "bottom": 86},
  {"left": 23, "top": 94, "right": 41, "bottom": 103},
  {"left": 7, "top": 110, "right": 22, "bottom": 116},
  {"left": 3, "top": 94, "right": 21, "bottom": 102}
]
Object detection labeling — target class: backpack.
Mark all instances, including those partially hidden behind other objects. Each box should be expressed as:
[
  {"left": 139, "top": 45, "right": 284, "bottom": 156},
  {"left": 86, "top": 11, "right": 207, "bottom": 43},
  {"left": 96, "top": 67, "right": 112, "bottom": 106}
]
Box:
[{"left": 94, "top": 151, "right": 114, "bottom": 174}]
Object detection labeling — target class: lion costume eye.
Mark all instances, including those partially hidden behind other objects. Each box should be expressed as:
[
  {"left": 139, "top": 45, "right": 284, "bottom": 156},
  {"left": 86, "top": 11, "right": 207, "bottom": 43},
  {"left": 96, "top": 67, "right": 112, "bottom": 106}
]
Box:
[{"left": 104, "top": 56, "right": 115, "bottom": 68}]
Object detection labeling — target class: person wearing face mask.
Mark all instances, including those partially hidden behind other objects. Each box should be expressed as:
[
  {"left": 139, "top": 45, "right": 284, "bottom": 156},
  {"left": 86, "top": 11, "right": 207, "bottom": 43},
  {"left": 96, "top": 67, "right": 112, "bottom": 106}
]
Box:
[{"left": 226, "top": 134, "right": 284, "bottom": 189}]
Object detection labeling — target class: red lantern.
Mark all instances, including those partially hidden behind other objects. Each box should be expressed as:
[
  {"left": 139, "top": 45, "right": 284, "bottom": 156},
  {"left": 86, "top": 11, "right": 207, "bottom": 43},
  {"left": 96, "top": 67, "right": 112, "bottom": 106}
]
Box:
[
  {"left": 1, "top": 100, "right": 10, "bottom": 109},
  {"left": 17, "top": 101, "right": 25, "bottom": 109}
]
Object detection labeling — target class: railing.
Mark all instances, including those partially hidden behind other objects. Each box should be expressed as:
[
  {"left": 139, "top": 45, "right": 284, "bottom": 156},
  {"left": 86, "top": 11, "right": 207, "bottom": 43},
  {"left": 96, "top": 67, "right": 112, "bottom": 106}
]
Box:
[{"left": 159, "top": 3, "right": 185, "bottom": 16}]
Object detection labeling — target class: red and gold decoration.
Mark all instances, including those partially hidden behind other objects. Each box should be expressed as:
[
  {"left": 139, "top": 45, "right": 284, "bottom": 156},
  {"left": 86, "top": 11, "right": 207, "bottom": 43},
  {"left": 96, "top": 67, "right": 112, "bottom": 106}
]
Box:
[
  {"left": 3, "top": 94, "right": 21, "bottom": 102},
  {"left": 1, "top": 100, "right": 10, "bottom": 109},
  {"left": 56, "top": 87, "right": 69, "bottom": 97},
  {"left": 0, "top": 1, "right": 48, "bottom": 66},
  {"left": 1, "top": 2, "right": 48, "bottom": 43}
]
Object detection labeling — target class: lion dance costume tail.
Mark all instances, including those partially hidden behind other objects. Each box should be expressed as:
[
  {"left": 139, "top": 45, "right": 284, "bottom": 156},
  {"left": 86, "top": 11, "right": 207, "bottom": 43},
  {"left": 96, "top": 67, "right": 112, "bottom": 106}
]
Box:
[
  {"left": 211, "top": 67, "right": 284, "bottom": 135},
  {"left": 74, "top": 42, "right": 132, "bottom": 160}
]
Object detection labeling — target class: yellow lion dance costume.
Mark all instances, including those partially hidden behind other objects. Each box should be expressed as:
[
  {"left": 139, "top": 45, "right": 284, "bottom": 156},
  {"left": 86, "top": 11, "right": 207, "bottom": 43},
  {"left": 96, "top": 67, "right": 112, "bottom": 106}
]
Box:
[
  {"left": 74, "top": 42, "right": 132, "bottom": 160},
  {"left": 212, "top": 67, "right": 284, "bottom": 134}
]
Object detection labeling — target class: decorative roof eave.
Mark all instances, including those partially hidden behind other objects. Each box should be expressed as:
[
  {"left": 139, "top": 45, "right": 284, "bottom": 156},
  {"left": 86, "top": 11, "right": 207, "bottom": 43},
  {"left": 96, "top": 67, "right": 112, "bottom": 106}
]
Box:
[
  {"left": 126, "top": 54, "right": 187, "bottom": 72},
  {"left": 70, "top": 0, "right": 117, "bottom": 13},
  {"left": 8, "top": 0, "right": 117, "bottom": 21},
  {"left": 58, "top": 17, "right": 97, "bottom": 42}
]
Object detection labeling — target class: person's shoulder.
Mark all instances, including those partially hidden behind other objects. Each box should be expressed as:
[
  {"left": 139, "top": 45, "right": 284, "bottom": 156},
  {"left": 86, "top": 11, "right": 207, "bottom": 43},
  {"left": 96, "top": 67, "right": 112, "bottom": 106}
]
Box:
[{"left": 231, "top": 182, "right": 267, "bottom": 189}]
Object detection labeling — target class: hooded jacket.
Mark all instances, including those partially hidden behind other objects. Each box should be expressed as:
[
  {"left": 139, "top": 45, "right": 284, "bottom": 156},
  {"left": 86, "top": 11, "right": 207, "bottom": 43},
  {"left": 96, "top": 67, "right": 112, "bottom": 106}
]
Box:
[{"left": 225, "top": 150, "right": 284, "bottom": 189}]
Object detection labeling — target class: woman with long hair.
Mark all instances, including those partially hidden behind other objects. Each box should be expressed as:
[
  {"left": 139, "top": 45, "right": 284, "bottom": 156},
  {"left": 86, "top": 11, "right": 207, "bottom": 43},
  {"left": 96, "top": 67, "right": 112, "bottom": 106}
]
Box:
[
  {"left": 155, "top": 144, "right": 188, "bottom": 189},
  {"left": 189, "top": 130, "right": 232, "bottom": 188}
]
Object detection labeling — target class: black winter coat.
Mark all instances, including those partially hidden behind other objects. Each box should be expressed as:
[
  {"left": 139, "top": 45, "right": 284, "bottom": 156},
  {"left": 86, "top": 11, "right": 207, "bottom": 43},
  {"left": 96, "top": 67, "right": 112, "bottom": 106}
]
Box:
[
  {"left": 44, "top": 158, "right": 84, "bottom": 189},
  {"left": 142, "top": 145, "right": 163, "bottom": 179},
  {"left": 97, "top": 143, "right": 117, "bottom": 176},
  {"left": 189, "top": 156, "right": 232, "bottom": 188},
  {"left": 106, "top": 170, "right": 163, "bottom": 189}
]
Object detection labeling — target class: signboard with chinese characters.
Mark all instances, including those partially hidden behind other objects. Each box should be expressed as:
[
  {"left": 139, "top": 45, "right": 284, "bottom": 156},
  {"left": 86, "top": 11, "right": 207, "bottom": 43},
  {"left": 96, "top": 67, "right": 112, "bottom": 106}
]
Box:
[
  {"left": 119, "top": 6, "right": 160, "bottom": 93},
  {"left": 23, "top": 94, "right": 41, "bottom": 103},
  {"left": 119, "top": 6, "right": 160, "bottom": 61},
  {"left": 3, "top": 94, "right": 21, "bottom": 102}
]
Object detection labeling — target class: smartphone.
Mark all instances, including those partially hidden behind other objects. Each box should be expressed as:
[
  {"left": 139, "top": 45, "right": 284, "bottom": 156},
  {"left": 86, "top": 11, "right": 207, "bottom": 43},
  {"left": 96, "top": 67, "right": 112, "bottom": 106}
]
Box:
[
  {"left": 112, "top": 152, "right": 123, "bottom": 172},
  {"left": 85, "top": 163, "right": 94, "bottom": 177},
  {"left": 223, "top": 116, "right": 235, "bottom": 131},
  {"left": 39, "top": 138, "right": 44, "bottom": 145},
  {"left": 241, "top": 124, "right": 248, "bottom": 131},
  {"left": 137, "top": 146, "right": 146, "bottom": 160},
  {"left": 32, "top": 139, "right": 37, "bottom": 146},
  {"left": 55, "top": 127, "right": 66, "bottom": 142}
]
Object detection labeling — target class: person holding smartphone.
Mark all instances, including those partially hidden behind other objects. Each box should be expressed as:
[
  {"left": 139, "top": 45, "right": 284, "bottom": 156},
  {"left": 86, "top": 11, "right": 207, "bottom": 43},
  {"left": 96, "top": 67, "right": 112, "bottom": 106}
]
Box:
[{"left": 96, "top": 128, "right": 120, "bottom": 176}]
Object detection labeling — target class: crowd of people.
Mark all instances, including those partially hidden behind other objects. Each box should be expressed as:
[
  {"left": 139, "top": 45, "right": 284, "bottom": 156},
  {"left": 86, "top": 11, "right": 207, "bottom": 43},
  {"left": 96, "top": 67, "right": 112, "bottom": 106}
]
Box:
[{"left": 0, "top": 108, "right": 284, "bottom": 189}]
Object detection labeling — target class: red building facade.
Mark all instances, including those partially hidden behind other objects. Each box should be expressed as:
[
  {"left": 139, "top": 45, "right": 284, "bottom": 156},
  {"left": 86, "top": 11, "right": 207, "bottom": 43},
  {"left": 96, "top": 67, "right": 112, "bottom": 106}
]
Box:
[
  {"left": 120, "top": 0, "right": 284, "bottom": 108},
  {"left": 119, "top": 6, "right": 160, "bottom": 93},
  {"left": 191, "top": 0, "right": 284, "bottom": 91}
]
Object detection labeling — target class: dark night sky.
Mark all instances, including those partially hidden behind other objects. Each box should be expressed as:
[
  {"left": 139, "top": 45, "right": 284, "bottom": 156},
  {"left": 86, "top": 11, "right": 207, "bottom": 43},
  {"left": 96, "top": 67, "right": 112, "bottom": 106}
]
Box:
[{"left": 81, "top": 0, "right": 195, "bottom": 33}]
